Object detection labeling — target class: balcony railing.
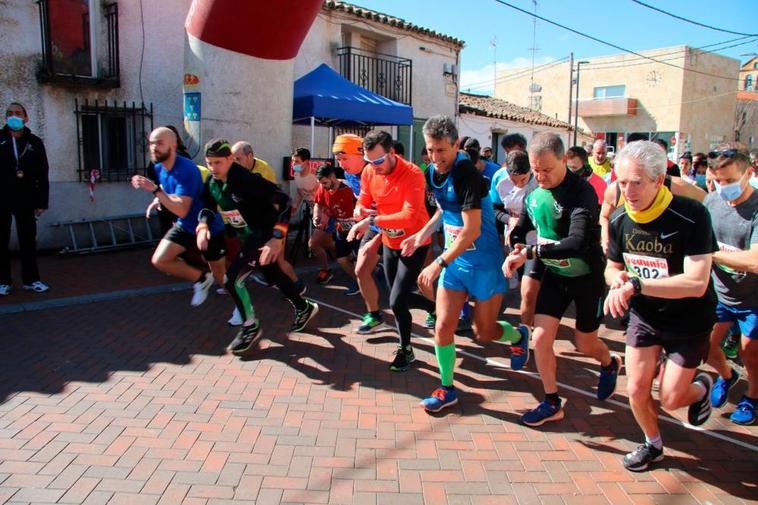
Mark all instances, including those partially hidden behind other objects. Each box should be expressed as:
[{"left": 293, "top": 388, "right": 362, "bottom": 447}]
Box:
[{"left": 337, "top": 47, "right": 412, "bottom": 106}]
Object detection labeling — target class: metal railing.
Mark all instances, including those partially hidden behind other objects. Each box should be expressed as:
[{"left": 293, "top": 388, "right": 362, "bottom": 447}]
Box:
[{"left": 337, "top": 47, "right": 412, "bottom": 105}]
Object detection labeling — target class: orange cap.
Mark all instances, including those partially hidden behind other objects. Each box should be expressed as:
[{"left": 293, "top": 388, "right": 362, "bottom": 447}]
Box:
[{"left": 332, "top": 134, "right": 363, "bottom": 156}]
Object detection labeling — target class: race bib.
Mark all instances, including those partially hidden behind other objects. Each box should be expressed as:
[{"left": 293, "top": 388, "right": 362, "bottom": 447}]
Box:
[
  {"left": 221, "top": 209, "right": 247, "bottom": 228},
  {"left": 383, "top": 227, "right": 406, "bottom": 239},
  {"left": 444, "top": 223, "right": 476, "bottom": 251},
  {"left": 537, "top": 236, "right": 571, "bottom": 269},
  {"left": 716, "top": 241, "right": 745, "bottom": 276},
  {"left": 336, "top": 218, "right": 355, "bottom": 233},
  {"left": 623, "top": 252, "right": 669, "bottom": 279}
]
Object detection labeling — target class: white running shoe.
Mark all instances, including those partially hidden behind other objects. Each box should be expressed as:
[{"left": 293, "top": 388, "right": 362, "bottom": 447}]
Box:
[
  {"left": 227, "top": 307, "right": 243, "bottom": 326},
  {"left": 23, "top": 281, "right": 49, "bottom": 293},
  {"left": 0, "top": 284, "right": 10, "bottom": 296},
  {"left": 191, "top": 273, "right": 214, "bottom": 306}
]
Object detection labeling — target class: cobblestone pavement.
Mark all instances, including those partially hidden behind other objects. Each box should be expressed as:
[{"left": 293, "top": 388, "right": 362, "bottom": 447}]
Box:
[{"left": 0, "top": 249, "right": 756, "bottom": 504}]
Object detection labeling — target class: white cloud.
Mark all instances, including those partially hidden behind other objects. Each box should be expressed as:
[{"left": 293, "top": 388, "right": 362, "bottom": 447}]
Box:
[{"left": 460, "top": 56, "right": 555, "bottom": 96}]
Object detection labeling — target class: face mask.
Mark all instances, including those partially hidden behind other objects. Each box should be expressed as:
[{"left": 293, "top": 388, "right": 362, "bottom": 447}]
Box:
[
  {"left": 6, "top": 116, "right": 24, "bottom": 131},
  {"left": 293, "top": 164, "right": 303, "bottom": 173},
  {"left": 713, "top": 175, "right": 746, "bottom": 202},
  {"left": 695, "top": 174, "right": 706, "bottom": 186}
]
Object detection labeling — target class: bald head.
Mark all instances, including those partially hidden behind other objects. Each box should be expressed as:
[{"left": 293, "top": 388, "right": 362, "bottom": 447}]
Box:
[
  {"left": 232, "top": 141, "right": 255, "bottom": 169},
  {"left": 148, "top": 127, "right": 177, "bottom": 165}
]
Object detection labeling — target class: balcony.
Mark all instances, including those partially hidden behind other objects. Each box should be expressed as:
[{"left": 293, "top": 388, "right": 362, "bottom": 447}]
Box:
[
  {"left": 578, "top": 97, "right": 637, "bottom": 117},
  {"left": 337, "top": 47, "right": 412, "bottom": 105}
]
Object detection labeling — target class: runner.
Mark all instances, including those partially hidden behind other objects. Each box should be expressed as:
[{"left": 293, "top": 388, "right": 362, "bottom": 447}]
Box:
[
  {"left": 503, "top": 132, "right": 620, "bottom": 427},
  {"left": 565, "top": 146, "right": 607, "bottom": 206},
  {"left": 604, "top": 140, "right": 717, "bottom": 471},
  {"left": 131, "top": 127, "right": 226, "bottom": 307},
  {"left": 704, "top": 143, "right": 757, "bottom": 426},
  {"left": 588, "top": 139, "right": 613, "bottom": 179},
  {"left": 347, "top": 130, "right": 435, "bottom": 372},
  {"left": 196, "top": 139, "right": 318, "bottom": 355},
  {"left": 402, "top": 115, "right": 530, "bottom": 412},
  {"left": 332, "top": 134, "right": 384, "bottom": 333}
]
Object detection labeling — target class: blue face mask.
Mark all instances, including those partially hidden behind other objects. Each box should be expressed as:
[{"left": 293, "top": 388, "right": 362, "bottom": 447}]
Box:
[
  {"left": 6, "top": 116, "right": 24, "bottom": 131},
  {"left": 695, "top": 174, "right": 706, "bottom": 186},
  {"left": 713, "top": 176, "right": 746, "bottom": 202},
  {"left": 293, "top": 164, "right": 303, "bottom": 173}
]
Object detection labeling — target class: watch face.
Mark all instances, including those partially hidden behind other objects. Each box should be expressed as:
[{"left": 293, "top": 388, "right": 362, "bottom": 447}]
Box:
[{"left": 272, "top": 229, "right": 284, "bottom": 239}]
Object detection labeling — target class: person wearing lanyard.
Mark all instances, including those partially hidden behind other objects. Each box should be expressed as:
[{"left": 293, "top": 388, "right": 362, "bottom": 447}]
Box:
[{"left": 0, "top": 102, "right": 50, "bottom": 295}]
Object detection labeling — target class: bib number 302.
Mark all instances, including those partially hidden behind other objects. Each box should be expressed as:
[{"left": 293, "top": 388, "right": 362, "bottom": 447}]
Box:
[{"left": 623, "top": 253, "right": 669, "bottom": 279}]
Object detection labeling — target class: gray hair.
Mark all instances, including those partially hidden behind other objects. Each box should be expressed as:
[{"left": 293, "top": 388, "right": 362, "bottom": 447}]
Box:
[
  {"left": 593, "top": 139, "right": 607, "bottom": 149},
  {"left": 422, "top": 115, "right": 458, "bottom": 145},
  {"left": 615, "top": 140, "right": 666, "bottom": 179},
  {"left": 528, "top": 132, "right": 565, "bottom": 159},
  {"left": 231, "top": 141, "right": 253, "bottom": 156}
]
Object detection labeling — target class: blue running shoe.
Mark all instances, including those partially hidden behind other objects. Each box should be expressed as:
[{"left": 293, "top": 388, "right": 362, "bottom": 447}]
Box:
[
  {"left": 711, "top": 368, "right": 740, "bottom": 408},
  {"left": 345, "top": 281, "right": 360, "bottom": 296},
  {"left": 597, "top": 354, "right": 622, "bottom": 400},
  {"left": 420, "top": 386, "right": 458, "bottom": 413},
  {"left": 730, "top": 397, "right": 756, "bottom": 425},
  {"left": 521, "top": 399, "right": 564, "bottom": 427},
  {"left": 423, "top": 312, "right": 436, "bottom": 329},
  {"left": 510, "top": 324, "right": 531, "bottom": 371}
]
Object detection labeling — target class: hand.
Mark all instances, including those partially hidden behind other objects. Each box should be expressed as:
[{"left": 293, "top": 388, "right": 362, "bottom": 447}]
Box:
[
  {"left": 603, "top": 282, "right": 634, "bottom": 318},
  {"left": 145, "top": 198, "right": 161, "bottom": 219},
  {"left": 502, "top": 246, "right": 527, "bottom": 278},
  {"left": 610, "top": 270, "right": 630, "bottom": 290},
  {"left": 347, "top": 219, "right": 369, "bottom": 242},
  {"left": 400, "top": 232, "right": 422, "bottom": 257},
  {"left": 417, "top": 261, "right": 442, "bottom": 294},
  {"left": 195, "top": 224, "right": 210, "bottom": 251},
  {"left": 259, "top": 238, "right": 282, "bottom": 265},
  {"left": 131, "top": 175, "right": 157, "bottom": 192}
]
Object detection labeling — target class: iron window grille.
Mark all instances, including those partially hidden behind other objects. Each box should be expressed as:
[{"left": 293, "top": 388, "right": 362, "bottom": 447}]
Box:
[
  {"left": 37, "top": 0, "right": 120, "bottom": 87},
  {"left": 337, "top": 47, "right": 412, "bottom": 105},
  {"left": 74, "top": 99, "right": 153, "bottom": 182}
]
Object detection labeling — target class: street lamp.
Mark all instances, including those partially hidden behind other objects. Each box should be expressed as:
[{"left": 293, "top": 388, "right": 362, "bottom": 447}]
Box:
[{"left": 573, "top": 60, "right": 589, "bottom": 146}]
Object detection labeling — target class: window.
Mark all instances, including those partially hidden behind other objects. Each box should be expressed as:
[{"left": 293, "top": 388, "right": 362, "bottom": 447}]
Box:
[
  {"left": 75, "top": 99, "right": 153, "bottom": 182},
  {"left": 37, "top": 0, "right": 120, "bottom": 86},
  {"left": 593, "top": 85, "right": 626, "bottom": 99},
  {"left": 745, "top": 75, "right": 754, "bottom": 91}
]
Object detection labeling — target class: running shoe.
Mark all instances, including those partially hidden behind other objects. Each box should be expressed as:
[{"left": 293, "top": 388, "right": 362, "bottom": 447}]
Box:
[
  {"left": 250, "top": 271, "right": 272, "bottom": 287},
  {"left": 0, "top": 284, "right": 10, "bottom": 296},
  {"left": 23, "top": 280, "right": 49, "bottom": 293},
  {"left": 356, "top": 312, "right": 383, "bottom": 334},
  {"left": 227, "top": 307, "right": 243, "bottom": 327},
  {"left": 722, "top": 332, "right": 739, "bottom": 360},
  {"left": 687, "top": 372, "right": 713, "bottom": 426},
  {"left": 521, "top": 399, "right": 564, "bottom": 427},
  {"left": 510, "top": 324, "right": 531, "bottom": 371},
  {"left": 316, "top": 269, "right": 333, "bottom": 285},
  {"left": 456, "top": 315, "right": 472, "bottom": 332},
  {"left": 597, "top": 353, "right": 622, "bottom": 400},
  {"left": 191, "top": 273, "right": 214, "bottom": 306},
  {"left": 389, "top": 346, "right": 415, "bottom": 372},
  {"left": 623, "top": 442, "right": 664, "bottom": 472},
  {"left": 228, "top": 320, "right": 262, "bottom": 355},
  {"left": 291, "top": 300, "right": 319, "bottom": 332},
  {"left": 730, "top": 397, "right": 756, "bottom": 425},
  {"left": 345, "top": 281, "right": 360, "bottom": 296},
  {"left": 420, "top": 386, "right": 458, "bottom": 413},
  {"left": 711, "top": 368, "right": 740, "bottom": 408},
  {"left": 423, "top": 312, "right": 436, "bottom": 329},
  {"left": 295, "top": 279, "right": 307, "bottom": 296}
]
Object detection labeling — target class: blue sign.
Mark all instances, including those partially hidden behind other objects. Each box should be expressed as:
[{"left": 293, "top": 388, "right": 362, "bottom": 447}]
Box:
[{"left": 184, "top": 92, "right": 201, "bottom": 122}]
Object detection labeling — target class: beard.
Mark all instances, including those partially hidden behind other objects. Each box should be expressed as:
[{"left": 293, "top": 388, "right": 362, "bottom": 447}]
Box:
[{"left": 152, "top": 149, "right": 171, "bottom": 164}]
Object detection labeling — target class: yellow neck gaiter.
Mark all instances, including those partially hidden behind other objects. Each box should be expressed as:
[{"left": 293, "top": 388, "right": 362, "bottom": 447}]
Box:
[{"left": 624, "top": 185, "right": 673, "bottom": 224}]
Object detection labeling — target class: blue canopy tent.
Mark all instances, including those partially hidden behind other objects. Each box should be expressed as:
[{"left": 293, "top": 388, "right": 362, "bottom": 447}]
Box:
[{"left": 292, "top": 63, "right": 414, "bottom": 155}]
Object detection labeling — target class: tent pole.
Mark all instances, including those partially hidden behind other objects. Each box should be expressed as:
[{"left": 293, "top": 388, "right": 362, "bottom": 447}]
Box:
[
  {"left": 409, "top": 123, "right": 414, "bottom": 164},
  {"left": 310, "top": 116, "right": 315, "bottom": 157},
  {"left": 328, "top": 127, "right": 333, "bottom": 158}
]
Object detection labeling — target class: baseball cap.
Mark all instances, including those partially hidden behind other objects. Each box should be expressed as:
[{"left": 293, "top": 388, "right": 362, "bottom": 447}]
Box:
[{"left": 332, "top": 134, "right": 363, "bottom": 156}]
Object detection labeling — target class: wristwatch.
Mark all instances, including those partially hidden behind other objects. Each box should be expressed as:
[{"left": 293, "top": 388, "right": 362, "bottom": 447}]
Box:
[
  {"left": 629, "top": 276, "right": 642, "bottom": 296},
  {"left": 368, "top": 214, "right": 376, "bottom": 227},
  {"left": 152, "top": 185, "right": 163, "bottom": 195},
  {"left": 272, "top": 228, "right": 285, "bottom": 240},
  {"left": 435, "top": 256, "right": 448, "bottom": 268}
]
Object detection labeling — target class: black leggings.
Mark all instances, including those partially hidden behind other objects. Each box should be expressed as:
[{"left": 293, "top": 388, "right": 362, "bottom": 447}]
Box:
[
  {"left": 226, "top": 234, "right": 307, "bottom": 318},
  {"left": 383, "top": 245, "right": 435, "bottom": 348}
]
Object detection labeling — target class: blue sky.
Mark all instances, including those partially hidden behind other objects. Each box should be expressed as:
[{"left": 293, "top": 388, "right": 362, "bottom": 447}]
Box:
[{"left": 353, "top": 0, "right": 758, "bottom": 94}]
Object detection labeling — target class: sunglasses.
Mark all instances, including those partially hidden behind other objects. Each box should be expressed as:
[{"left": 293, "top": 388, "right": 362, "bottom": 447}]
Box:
[
  {"left": 363, "top": 153, "right": 387, "bottom": 166},
  {"left": 708, "top": 149, "right": 739, "bottom": 159}
]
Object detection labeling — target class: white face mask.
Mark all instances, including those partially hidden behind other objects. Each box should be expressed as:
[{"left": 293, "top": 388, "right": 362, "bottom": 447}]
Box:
[{"left": 713, "top": 170, "right": 748, "bottom": 202}]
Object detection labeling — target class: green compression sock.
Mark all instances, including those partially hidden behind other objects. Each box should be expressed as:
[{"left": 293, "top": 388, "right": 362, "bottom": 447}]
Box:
[
  {"left": 235, "top": 280, "right": 256, "bottom": 321},
  {"left": 497, "top": 321, "right": 521, "bottom": 344},
  {"left": 435, "top": 343, "right": 456, "bottom": 387}
]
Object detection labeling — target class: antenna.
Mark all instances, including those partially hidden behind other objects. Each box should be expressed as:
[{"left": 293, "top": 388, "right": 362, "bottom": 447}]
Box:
[
  {"left": 490, "top": 36, "right": 497, "bottom": 96},
  {"left": 528, "top": 0, "right": 541, "bottom": 109}
]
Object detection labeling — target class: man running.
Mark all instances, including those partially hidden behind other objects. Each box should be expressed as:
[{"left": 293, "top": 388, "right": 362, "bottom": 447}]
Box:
[
  {"left": 132, "top": 127, "right": 226, "bottom": 306},
  {"left": 704, "top": 143, "right": 757, "bottom": 426},
  {"left": 503, "top": 132, "right": 620, "bottom": 427},
  {"left": 196, "top": 139, "right": 318, "bottom": 355},
  {"left": 566, "top": 146, "right": 607, "bottom": 206},
  {"left": 604, "top": 140, "right": 717, "bottom": 471},
  {"left": 589, "top": 139, "right": 613, "bottom": 179},
  {"left": 402, "top": 115, "right": 530, "bottom": 412},
  {"left": 332, "top": 134, "right": 384, "bottom": 333},
  {"left": 347, "top": 130, "right": 434, "bottom": 371}
]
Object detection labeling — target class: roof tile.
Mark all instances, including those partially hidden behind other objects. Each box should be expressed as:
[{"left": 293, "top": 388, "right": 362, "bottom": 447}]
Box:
[{"left": 459, "top": 92, "right": 577, "bottom": 130}]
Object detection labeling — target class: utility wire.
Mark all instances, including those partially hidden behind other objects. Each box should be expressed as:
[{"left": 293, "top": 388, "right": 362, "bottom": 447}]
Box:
[
  {"left": 630, "top": 0, "right": 757, "bottom": 37},
  {"left": 492, "top": 0, "right": 744, "bottom": 82},
  {"left": 463, "top": 56, "right": 568, "bottom": 90}
]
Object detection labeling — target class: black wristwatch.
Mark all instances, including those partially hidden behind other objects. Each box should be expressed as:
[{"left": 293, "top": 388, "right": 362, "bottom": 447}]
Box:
[
  {"left": 368, "top": 214, "right": 376, "bottom": 227},
  {"left": 629, "top": 276, "right": 642, "bottom": 296},
  {"left": 435, "top": 256, "right": 448, "bottom": 268},
  {"left": 272, "top": 228, "right": 285, "bottom": 240},
  {"left": 152, "top": 185, "right": 163, "bottom": 195}
]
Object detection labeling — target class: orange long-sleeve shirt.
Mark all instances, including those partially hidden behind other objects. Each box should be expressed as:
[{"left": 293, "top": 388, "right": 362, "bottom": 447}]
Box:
[{"left": 358, "top": 156, "right": 431, "bottom": 250}]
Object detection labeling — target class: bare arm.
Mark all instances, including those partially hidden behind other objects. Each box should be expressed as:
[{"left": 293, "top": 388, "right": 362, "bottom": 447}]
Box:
[
  {"left": 439, "top": 208, "right": 481, "bottom": 265},
  {"left": 713, "top": 244, "right": 758, "bottom": 275},
  {"left": 671, "top": 176, "right": 706, "bottom": 202},
  {"left": 639, "top": 253, "right": 712, "bottom": 299}
]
